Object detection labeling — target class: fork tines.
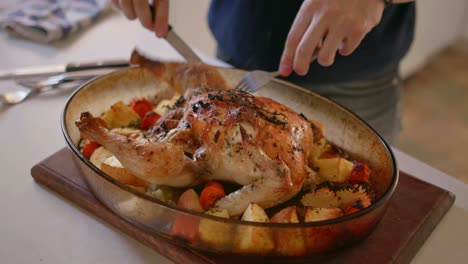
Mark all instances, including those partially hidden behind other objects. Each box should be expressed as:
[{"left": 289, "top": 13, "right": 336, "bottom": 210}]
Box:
[{"left": 236, "top": 70, "right": 279, "bottom": 93}]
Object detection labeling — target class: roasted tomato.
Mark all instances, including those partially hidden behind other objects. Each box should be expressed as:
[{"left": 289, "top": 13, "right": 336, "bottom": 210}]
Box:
[
  {"left": 343, "top": 198, "right": 371, "bottom": 216},
  {"left": 130, "top": 98, "right": 153, "bottom": 118},
  {"left": 349, "top": 162, "right": 371, "bottom": 183},
  {"left": 141, "top": 111, "right": 161, "bottom": 130},
  {"left": 200, "top": 181, "right": 226, "bottom": 210},
  {"left": 81, "top": 139, "right": 100, "bottom": 159}
]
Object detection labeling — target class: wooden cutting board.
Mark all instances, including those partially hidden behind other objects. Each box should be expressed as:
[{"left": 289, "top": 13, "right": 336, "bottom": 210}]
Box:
[{"left": 31, "top": 148, "right": 455, "bottom": 264}]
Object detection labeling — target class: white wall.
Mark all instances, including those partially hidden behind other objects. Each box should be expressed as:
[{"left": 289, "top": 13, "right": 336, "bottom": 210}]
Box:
[
  {"left": 170, "top": 1, "right": 468, "bottom": 78},
  {"left": 400, "top": 0, "right": 468, "bottom": 78},
  {"left": 169, "top": 0, "right": 216, "bottom": 56}
]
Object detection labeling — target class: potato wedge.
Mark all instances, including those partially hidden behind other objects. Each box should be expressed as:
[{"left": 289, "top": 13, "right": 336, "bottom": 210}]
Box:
[
  {"left": 303, "top": 207, "right": 343, "bottom": 253},
  {"left": 205, "top": 208, "right": 230, "bottom": 218},
  {"left": 102, "top": 101, "right": 141, "bottom": 129},
  {"left": 101, "top": 156, "right": 148, "bottom": 187},
  {"left": 309, "top": 138, "right": 334, "bottom": 163},
  {"left": 153, "top": 94, "right": 181, "bottom": 115},
  {"left": 198, "top": 208, "right": 233, "bottom": 248},
  {"left": 233, "top": 203, "right": 274, "bottom": 254},
  {"left": 147, "top": 185, "right": 183, "bottom": 205},
  {"left": 89, "top": 146, "right": 113, "bottom": 169},
  {"left": 270, "top": 206, "right": 306, "bottom": 256},
  {"left": 313, "top": 157, "right": 354, "bottom": 183},
  {"left": 171, "top": 189, "right": 203, "bottom": 242},
  {"left": 241, "top": 202, "right": 269, "bottom": 222},
  {"left": 177, "top": 189, "right": 204, "bottom": 213}
]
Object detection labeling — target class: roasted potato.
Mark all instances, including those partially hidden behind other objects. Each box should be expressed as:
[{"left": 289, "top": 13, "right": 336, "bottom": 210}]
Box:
[
  {"left": 233, "top": 203, "right": 274, "bottom": 254},
  {"left": 198, "top": 208, "right": 233, "bottom": 248},
  {"left": 177, "top": 189, "right": 204, "bottom": 213},
  {"left": 309, "top": 138, "right": 334, "bottom": 163},
  {"left": 270, "top": 206, "right": 306, "bottom": 256},
  {"left": 146, "top": 184, "right": 183, "bottom": 205},
  {"left": 309, "top": 138, "right": 354, "bottom": 182},
  {"left": 153, "top": 94, "right": 181, "bottom": 115},
  {"left": 205, "top": 208, "right": 230, "bottom": 218},
  {"left": 171, "top": 189, "right": 204, "bottom": 242},
  {"left": 102, "top": 101, "right": 141, "bottom": 129},
  {"left": 313, "top": 157, "right": 354, "bottom": 183},
  {"left": 89, "top": 146, "right": 113, "bottom": 169}
]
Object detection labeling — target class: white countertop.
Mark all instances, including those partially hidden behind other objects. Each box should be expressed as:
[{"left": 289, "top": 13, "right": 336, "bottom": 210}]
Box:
[{"left": 0, "top": 11, "right": 467, "bottom": 264}]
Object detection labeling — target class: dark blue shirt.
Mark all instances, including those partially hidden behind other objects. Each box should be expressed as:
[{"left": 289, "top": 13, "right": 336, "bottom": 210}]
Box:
[{"left": 208, "top": 1, "right": 415, "bottom": 84}]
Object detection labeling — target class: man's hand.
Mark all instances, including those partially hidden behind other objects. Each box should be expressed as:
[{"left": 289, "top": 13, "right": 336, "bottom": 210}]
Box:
[
  {"left": 112, "top": 0, "right": 169, "bottom": 37},
  {"left": 279, "top": 0, "right": 385, "bottom": 76}
]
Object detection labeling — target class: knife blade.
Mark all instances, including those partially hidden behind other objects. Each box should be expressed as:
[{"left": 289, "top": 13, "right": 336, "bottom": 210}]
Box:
[
  {"left": 149, "top": 4, "right": 201, "bottom": 62},
  {"left": 15, "top": 68, "right": 120, "bottom": 90},
  {"left": 165, "top": 27, "right": 202, "bottom": 62},
  {"left": 0, "top": 59, "right": 129, "bottom": 80}
]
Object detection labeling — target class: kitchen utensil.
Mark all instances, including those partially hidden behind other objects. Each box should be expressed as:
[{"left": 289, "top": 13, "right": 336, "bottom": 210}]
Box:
[
  {"left": 236, "top": 70, "right": 279, "bottom": 93},
  {"left": 236, "top": 50, "right": 319, "bottom": 93},
  {"left": 1, "top": 79, "right": 83, "bottom": 105},
  {"left": 0, "top": 89, "right": 33, "bottom": 105},
  {"left": 164, "top": 26, "right": 202, "bottom": 62},
  {"left": 0, "top": 59, "right": 129, "bottom": 80},
  {"left": 15, "top": 68, "right": 116, "bottom": 90}
]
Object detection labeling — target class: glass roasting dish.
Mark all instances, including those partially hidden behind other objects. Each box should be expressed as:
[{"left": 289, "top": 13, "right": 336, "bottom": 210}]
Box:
[{"left": 61, "top": 66, "right": 398, "bottom": 259}]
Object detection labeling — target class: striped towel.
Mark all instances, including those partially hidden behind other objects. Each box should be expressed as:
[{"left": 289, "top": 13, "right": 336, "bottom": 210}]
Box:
[{"left": 0, "top": 0, "right": 110, "bottom": 43}]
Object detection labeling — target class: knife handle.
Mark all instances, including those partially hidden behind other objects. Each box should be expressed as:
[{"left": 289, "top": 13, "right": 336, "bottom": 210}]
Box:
[
  {"left": 65, "top": 59, "right": 130, "bottom": 72},
  {"left": 148, "top": 4, "right": 173, "bottom": 31}
]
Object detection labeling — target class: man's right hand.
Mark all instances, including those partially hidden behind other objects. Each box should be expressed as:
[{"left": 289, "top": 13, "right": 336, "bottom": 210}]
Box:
[
  {"left": 279, "top": 0, "right": 385, "bottom": 77},
  {"left": 112, "top": 0, "right": 170, "bottom": 37}
]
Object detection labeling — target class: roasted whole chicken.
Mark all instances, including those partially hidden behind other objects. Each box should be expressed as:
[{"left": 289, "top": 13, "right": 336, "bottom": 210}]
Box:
[{"left": 76, "top": 51, "right": 314, "bottom": 216}]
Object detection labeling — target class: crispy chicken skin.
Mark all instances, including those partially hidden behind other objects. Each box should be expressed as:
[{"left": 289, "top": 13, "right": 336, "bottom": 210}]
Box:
[
  {"left": 76, "top": 52, "right": 313, "bottom": 216},
  {"left": 130, "top": 50, "right": 229, "bottom": 94}
]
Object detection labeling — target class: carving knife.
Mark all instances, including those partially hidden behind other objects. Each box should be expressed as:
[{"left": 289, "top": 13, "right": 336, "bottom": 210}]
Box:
[{"left": 149, "top": 4, "right": 202, "bottom": 62}]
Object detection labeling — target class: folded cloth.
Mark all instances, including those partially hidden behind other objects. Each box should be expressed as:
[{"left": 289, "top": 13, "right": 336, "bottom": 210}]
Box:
[{"left": 0, "top": 0, "right": 110, "bottom": 43}]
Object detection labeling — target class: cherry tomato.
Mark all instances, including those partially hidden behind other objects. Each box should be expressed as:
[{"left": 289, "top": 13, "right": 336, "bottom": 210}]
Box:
[
  {"left": 200, "top": 181, "right": 226, "bottom": 210},
  {"left": 349, "top": 162, "right": 371, "bottom": 183},
  {"left": 141, "top": 111, "right": 161, "bottom": 130},
  {"left": 343, "top": 198, "right": 371, "bottom": 216},
  {"left": 82, "top": 140, "right": 100, "bottom": 159},
  {"left": 130, "top": 98, "right": 153, "bottom": 118}
]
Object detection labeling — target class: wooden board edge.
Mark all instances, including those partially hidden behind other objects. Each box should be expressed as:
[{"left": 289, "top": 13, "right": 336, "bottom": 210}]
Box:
[{"left": 393, "top": 191, "right": 456, "bottom": 264}]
